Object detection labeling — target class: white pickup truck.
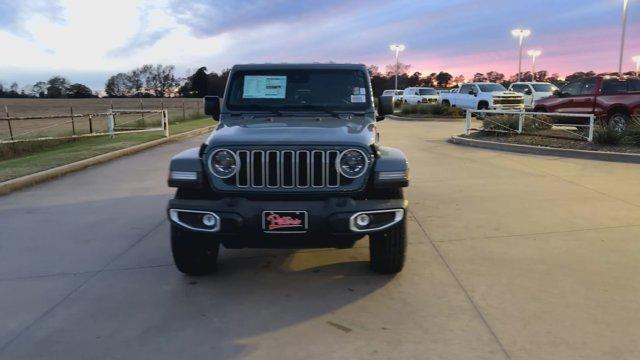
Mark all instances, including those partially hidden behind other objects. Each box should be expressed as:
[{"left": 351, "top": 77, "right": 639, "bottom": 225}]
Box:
[
  {"left": 507, "top": 82, "right": 558, "bottom": 110},
  {"left": 439, "top": 83, "right": 524, "bottom": 111}
]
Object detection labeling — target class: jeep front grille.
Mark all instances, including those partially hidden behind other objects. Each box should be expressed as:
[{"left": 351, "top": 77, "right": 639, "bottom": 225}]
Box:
[{"left": 226, "top": 149, "right": 349, "bottom": 189}]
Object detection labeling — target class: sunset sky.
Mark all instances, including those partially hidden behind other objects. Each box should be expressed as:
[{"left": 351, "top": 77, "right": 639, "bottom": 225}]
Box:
[{"left": 1, "top": 0, "right": 639, "bottom": 90}]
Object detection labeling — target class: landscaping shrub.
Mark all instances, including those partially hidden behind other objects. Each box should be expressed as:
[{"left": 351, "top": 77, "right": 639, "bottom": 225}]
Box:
[
  {"left": 593, "top": 126, "right": 624, "bottom": 145},
  {"left": 400, "top": 103, "right": 463, "bottom": 117},
  {"left": 482, "top": 114, "right": 554, "bottom": 134}
]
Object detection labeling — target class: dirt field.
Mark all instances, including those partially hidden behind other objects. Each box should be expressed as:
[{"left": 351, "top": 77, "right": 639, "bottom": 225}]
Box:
[{"left": 0, "top": 98, "right": 203, "bottom": 141}]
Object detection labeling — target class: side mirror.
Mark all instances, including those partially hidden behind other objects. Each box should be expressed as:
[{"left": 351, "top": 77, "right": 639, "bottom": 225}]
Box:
[
  {"left": 203, "top": 96, "right": 220, "bottom": 119},
  {"left": 524, "top": 89, "right": 532, "bottom": 95},
  {"left": 553, "top": 90, "right": 562, "bottom": 97},
  {"left": 468, "top": 89, "right": 475, "bottom": 95},
  {"left": 377, "top": 95, "right": 394, "bottom": 120}
]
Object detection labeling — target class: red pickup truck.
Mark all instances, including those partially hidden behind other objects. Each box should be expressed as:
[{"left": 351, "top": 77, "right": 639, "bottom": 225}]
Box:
[{"left": 534, "top": 76, "right": 640, "bottom": 131}]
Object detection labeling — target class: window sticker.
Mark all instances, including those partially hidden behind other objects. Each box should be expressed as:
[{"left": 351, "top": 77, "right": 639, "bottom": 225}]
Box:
[
  {"left": 352, "top": 87, "right": 366, "bottom": 95},
  {"left": 350, "top": 95, "right": 366, "bottom": 103},
  {"left": 243, "top": 76, "right": 287, "bottom": 99}
]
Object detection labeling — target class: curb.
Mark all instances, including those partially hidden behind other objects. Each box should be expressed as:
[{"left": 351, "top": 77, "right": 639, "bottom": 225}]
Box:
[
  {"left": 387, "top": 115, "right": 462, "bottom": 122},
  {"left": 0, "top": 126, "right": 215, "bottom": 196},
  {"left": 449, "top": 135, "right": 640, "bottom": 164}
]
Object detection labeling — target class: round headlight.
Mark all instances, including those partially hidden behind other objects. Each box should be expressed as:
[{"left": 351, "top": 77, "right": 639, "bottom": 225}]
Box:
[
  {"left": 336, "top": 149, "right": 369, "bottom": 178},
  {"left": 208, "top": 149, "right": 238, "bottom": 178}
]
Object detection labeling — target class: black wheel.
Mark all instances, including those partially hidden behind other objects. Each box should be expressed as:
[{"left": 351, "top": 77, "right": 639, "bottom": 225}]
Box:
[
  {"left": 171, "top": 225, "right": 220, "bottom": 275},
  {"left": 608, "top": 112, "right": 630, "bottom": 133},
  {"left": 476, "top": 102, "right": 489, "bottom": 120},
  {"left": 369, "top": 217, "right": 407, "bottom": 274},
  {"left": 442, "top": 100, "right": 451, "bottom": 107}
]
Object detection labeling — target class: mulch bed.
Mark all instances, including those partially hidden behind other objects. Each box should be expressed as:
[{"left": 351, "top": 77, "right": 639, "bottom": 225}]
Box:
[{"left": 464, "top": 131, "right": 640, "bottom": 154}]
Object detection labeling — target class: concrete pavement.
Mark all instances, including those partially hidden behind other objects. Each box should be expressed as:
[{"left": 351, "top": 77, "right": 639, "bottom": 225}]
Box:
[{"left": 0, "top": 119, "right": 639, "bottom": 359}]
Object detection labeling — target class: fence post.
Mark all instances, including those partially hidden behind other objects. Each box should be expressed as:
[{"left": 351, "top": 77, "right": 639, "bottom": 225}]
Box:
[
  {"left": 518, "top": 112, "right": 524, "bottom": 134},
  {"left": 140, "top": 98, "right": 145, "bottom": 126},
  {"left": 110, "top": 100, "right": 116, "bottom": 127},
  {"left": 464, "top": 110, "right": 472, "bottom": 135},
  {"left": 182, "top": 101, "right": 186, "bottom": 121},
  {"left": 107, "top": 109, "right": 115, "bottom": 138},
  {"left": 88, "top": 114, "right": 93, "bottom": 134},
  {"left": 4, "top": 105, "right": 13, "bottom": 141},
  {"left": 163, "top": 110, "right": 169, "bottom": 137},
  {"left": 588, "top": 115, "right": 595, "bottom": 142},
  {"left": 70, "top": 105, "right": 76, "bottom": 136}
]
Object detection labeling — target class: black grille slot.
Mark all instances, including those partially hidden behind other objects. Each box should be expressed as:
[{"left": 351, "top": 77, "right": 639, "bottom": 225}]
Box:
[
  {"left": 251, "top": 151, "right": 264, "bottom": 187},
  {"left": 311, "top": 151, "right": 324, "bottom": 187},
  {"left": 266, "top": 151, "right": 279, "bottom": 187},
  {"left": 297, "top": 151, "right": 309, "bottom": 187},
  {"left": 327, "top": 150, "right": 339, "bottom": 187},
  {"left": 237, "top": 151, "right": 249, "bottom": 187},
  {"left": 282, "top": 151, "right": 294, "bottom": 187}
]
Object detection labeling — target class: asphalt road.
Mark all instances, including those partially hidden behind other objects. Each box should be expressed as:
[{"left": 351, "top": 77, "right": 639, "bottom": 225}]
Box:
[{"left": 1, "top": 119, "right": 639, "bottom": 359}]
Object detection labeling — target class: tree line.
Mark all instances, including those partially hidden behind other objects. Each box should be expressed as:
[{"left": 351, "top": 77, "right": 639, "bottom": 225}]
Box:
[
  {"left": 3, "top": 63, "right": 637, "bottom": 99},
  {"left": 0, "top": 76, "right": 95, "bottom": 98}
]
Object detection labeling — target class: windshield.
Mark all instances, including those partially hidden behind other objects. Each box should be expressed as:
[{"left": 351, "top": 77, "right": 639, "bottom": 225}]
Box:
[
  {"left": 478, "top": 84, "right": 507, "bottom": 92},
  {"left": 532, "top": 84, "right": 558, "bottom": 92},
  {"left": 418, "top": 88, "right": 437, "bottom": 95},
  {"left": 396, "top": 90, "right": 403, "bottom": 95},
  {"left": 226, "top": 69, "right": 371, "bottom": 111}
]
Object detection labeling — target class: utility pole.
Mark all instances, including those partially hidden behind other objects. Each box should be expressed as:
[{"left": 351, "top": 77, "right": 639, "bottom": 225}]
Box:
[
  {"left": 512, "top": 29, "right": 531, "bottom": 82},
  {"left": 389, "top": 44, "right": 405, "bottom": 91}
]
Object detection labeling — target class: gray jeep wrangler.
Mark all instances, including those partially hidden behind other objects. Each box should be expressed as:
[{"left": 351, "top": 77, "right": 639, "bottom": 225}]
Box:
[{"left": 167, "top": 63, "right": 408, "bottom": 275}]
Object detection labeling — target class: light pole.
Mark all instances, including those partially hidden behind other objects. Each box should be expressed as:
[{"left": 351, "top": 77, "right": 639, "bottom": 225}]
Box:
[
  {"left": 389, "top": 44, "right": 405, "bottom": 91},
  {"left": 511, "top": 28, "right": 531, "bottom": 82},
  {"left": 527, "top": 49, "right": 541, "bottom": 81},
  {"left": 618, "top": 0, "right": 630, "bottom": 76},
  {"left": 633, "top": 55, "right": 640, "bottom": 77}
]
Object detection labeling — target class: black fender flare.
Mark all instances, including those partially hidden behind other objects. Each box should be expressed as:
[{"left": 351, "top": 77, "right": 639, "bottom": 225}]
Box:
[{"left": 372, "top": 146, "right": 409, "bottom": 188}]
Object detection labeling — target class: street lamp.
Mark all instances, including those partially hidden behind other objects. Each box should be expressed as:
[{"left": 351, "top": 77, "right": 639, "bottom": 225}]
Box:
[
  {"left": 389, "top": 44, "right": 405, "bottom": 91},
  {"left": 527, "top": 49, "right": 542, "bottom": 81},
  {"left": 618, "top": 0, "right": 630, "bottom": 76},
  {"left": 511, "top": 28, "right": 531, "bottom": 82},
  {"left": 633, "top": 55, "right": 640, "bottom": 77}
]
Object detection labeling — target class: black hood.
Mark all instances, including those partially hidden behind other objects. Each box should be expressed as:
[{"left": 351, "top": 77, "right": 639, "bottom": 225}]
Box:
[{"left": 204, "top": 116, "right": 377, "bottom": 148}]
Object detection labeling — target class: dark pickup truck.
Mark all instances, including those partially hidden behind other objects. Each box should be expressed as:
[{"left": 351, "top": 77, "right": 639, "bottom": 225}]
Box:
[
  {"left": 166, "top": 63, "right": 408, "bottom": 275},
  {"left": 534, "top": 76, "right": 640, "bottom": 131}
]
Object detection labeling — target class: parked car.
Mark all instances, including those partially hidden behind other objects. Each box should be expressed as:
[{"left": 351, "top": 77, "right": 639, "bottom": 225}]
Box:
[
  {"left": 534, "top": 76, "right": 640, "bottom": 131},
  {"left": 403, "top": 87, "right": 438, "bottom": 104},
  {"left": 439, "top": 82, "right": 524, "bottom": 111},
  {"left": 382, "top": 89, "right": 404, "bottom": 106},
  {"left": 508, "top": 82, "right": 558, "bottom": 110},
  {"left": 167, "top": 63, "right": 409, "bottom": 275}
]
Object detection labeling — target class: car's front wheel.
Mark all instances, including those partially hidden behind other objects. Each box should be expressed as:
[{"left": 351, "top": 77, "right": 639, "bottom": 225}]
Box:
[
  {"left": 171, "top": 225, "right": 220, "bottom": 275},
  {"left": 369, "top": 217, "right": 407, "bottom": 274},
  {"left": 608, "top": 112, "right": 630, "bottom": 133}
]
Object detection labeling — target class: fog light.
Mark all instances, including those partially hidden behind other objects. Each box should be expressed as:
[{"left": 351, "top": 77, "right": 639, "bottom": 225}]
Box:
[
  {"left": 202, "top": 214, "right": 217, "bottom": 227},
  {"left": 355, "top": 214, "right": 371, "bottom": 228}
]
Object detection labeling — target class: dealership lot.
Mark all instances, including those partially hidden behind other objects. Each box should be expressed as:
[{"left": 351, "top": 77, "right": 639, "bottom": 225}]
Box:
[{"left": 1, "top": 119, "right": 639, "bottom": 359}]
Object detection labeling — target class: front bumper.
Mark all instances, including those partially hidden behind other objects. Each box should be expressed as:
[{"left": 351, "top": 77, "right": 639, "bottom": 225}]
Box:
[
  {"left": 491, "top": 103, "right": 524, "bottom": 110},
  {"left": 168, "top": 196, "right": 407, "bottom": 248}
]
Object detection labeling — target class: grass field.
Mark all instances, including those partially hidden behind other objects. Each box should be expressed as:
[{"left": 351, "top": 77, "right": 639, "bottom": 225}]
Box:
[
  {"left": 0, "top": 117, "right": 215, "bottom": 182},
  {"left": 0, "top": 98, "right": 203, "bottom": 141}
]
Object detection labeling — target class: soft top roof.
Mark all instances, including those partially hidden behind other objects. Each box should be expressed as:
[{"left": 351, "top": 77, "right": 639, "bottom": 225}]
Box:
[{"left": 231, "top": 63, "right": 367, "bottom": 71}]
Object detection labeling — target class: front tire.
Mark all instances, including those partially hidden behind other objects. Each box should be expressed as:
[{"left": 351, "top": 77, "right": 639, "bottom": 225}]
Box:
[
  {"left": 369, "top": 218, "right": 407, "bottom": 274},
  {"left": 477, "top": 102, "right": 489, "bottom": 120},
  {"left": 171, "top": 225, "right": 220, "bottom": 276},
  {"left": 608, "top": 112, "right": 630, "bottom": 133}
]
